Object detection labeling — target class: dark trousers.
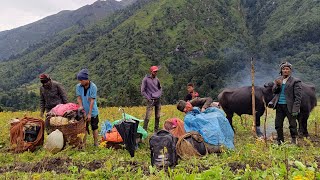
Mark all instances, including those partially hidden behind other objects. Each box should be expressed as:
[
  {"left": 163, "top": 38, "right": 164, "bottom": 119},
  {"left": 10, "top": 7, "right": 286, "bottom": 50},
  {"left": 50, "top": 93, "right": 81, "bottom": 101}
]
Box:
[
  {"left": 143, "top": 98, "right": 161, "bottom": 131},
  {"left": 275, "top": 104, "right": 298, "bottom": 143}
]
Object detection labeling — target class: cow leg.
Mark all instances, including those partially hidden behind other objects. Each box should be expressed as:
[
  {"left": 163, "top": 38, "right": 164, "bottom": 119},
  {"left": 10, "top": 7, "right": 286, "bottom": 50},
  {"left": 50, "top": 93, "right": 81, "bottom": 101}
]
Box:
[
  {"left": 298, "top": 112, "right": 309, "bottom": 137},
  {"left": 226, "top": 113, "right": 235, "bottom": 132},
  {"left": 255, "top": 112, "right": 263, "bottom": 137}
]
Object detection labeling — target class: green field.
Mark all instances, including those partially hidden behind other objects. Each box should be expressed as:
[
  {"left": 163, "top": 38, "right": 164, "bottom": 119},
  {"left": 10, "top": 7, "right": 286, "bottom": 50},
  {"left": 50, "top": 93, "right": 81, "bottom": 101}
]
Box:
[{"left": 0, "top": 105, "right": 319, "bottom": 179}]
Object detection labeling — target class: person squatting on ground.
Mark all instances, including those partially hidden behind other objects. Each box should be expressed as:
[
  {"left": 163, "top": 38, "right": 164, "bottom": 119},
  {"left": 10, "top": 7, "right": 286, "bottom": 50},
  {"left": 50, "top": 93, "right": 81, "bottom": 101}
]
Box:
[
  {"left": 76, "top": 69, "right": 99, "bottom": 146},
  {"left": 271, "top": 62, "right": 302, "bottom": 145},
  {"left": 184, "top": 83, "right": 199, "bottom": 101},
  {"left": 39, "top": 74, "right": 68, "bottom": 118},
  {"left": 141, "top": 66, "right": 162, "bottom": 132}
]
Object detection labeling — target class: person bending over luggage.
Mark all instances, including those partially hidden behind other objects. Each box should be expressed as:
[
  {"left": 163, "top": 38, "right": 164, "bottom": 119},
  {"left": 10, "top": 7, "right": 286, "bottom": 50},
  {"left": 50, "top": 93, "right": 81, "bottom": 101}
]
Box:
[
  {"left": 177, "top": 97, "right": 218, "bottom": 112},
  {"left": 76, "top": 69, "right": 99, "bottom": 146},
  {"left": 184, "top": 83, "right": 199, "bottom": 101},
  {"left": 39, "top": 74, "right": 68, "bottom": 118}
]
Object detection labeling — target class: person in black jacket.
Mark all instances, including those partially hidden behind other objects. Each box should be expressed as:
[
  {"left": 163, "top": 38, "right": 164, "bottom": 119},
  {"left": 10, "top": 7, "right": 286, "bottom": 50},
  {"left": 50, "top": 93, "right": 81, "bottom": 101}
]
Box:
[
  {"left": 272, "top": 62, "right": 302, "bottom": 145},
  {"left": 39, "top": 74, "right": 68, "bottom": 118}
]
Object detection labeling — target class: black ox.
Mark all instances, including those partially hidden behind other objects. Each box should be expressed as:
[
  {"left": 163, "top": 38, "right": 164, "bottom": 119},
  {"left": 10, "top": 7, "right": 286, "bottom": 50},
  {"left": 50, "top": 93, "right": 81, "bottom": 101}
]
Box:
[{"left": 218, "top": 82, "right": 317, "bottom": 137}]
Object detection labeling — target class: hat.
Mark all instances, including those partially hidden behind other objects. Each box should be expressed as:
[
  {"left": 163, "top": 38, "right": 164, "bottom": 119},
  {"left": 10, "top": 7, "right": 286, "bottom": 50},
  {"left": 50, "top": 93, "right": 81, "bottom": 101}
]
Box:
[
  {"left": 39, "top": 74, "right": 50, "bottom": 81},
  {"left": 279, "top": 62, "right": 292, "bottom": 75},
  {"left": 77, "top": 69, "right": 89, "bottom": 80},
  {"left": 150, "top": 66, "right": 159, "bottom": 72},
  {"left": 176, "top": 100, "right": 187, "bottom": 112},
  {"left": 279, "top": 62, "right": 292, "bottom": 70}
]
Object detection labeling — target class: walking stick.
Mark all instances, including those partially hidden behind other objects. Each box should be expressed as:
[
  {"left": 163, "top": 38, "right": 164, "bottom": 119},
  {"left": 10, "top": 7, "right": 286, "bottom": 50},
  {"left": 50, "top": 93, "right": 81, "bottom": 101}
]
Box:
[
  {"left": 251, "top": 57, "right": 257, "bottom": 137},
  {"left": 262, "top": 96, "right": 268, "bottom": 146}
]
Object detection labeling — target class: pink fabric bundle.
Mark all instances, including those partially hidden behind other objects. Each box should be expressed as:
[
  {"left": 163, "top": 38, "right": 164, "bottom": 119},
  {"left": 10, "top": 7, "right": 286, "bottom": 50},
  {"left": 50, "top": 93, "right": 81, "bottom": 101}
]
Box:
[{"left": 50, "top": 103, "right": 80, "bottom": 116}]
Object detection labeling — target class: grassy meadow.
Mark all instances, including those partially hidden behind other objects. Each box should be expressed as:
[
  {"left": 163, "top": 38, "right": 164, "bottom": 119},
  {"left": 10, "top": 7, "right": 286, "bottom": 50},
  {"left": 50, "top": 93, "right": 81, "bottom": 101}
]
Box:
[{"left": 0, "top": 105, "right": 319, "bottom": 179}]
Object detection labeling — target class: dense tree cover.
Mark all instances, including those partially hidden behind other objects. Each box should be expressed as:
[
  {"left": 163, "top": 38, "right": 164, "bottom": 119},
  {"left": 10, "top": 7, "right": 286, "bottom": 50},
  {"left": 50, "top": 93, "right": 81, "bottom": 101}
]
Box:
[{"left": 0, "top": 0, "right": 319, "bottom": 111}]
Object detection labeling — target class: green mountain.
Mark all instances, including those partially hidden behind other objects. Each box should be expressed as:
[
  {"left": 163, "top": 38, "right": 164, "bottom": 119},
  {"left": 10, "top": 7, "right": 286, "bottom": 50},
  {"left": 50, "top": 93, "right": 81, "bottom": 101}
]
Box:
[
  {"left": 0, "top": 0, "right": 135, "bottom": 60},
  {"left": 0, "top": 0, "right": 319, "bottom": 111}
]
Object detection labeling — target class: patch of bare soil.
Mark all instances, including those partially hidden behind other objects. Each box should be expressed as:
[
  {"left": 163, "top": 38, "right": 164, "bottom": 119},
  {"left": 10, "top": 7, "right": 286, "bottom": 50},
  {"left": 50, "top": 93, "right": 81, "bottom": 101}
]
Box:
[
  {"left": 228, "top": 162, "right": 246, "bottom": 172},
  {"left": 118, "top": 161, "right": 150, "bottom": 175},
  {"left": 298, "top": 135, "right": 320, "bottom": 147},
  {"left": 315, "top": 156, "right": 320, "bottom": 168},
  {"left": 0, "top": 157, "right": 104, "bottom": 174},
  {"left": 183, "top": 163, "right": 210, "bottom": 173},
  {"left": 228, "top": 161, "right": 265, "bottom": 172}
]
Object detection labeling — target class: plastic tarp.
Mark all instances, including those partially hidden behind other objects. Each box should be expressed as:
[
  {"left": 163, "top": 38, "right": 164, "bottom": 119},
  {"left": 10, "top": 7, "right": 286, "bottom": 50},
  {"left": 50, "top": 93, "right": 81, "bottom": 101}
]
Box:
[
  {"left": 100, "top": 120, "right": 113, "bottom": 139},
  {"left": 184, "top": 107, "right": 235, "bottom": 149}
]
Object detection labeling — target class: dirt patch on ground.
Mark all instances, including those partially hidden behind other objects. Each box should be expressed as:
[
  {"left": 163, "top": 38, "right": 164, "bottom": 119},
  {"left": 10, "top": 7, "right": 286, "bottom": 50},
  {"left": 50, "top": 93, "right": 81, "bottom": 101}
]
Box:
[
  {"left": 0, "top": 157, "right": 104, "bottom": 174},
  {"left": 118, "top": 160, "right": 150, "bottom": 175},
  {"left": 183, "top": 163, "right": 210, "bottom": 173},
  {"left": 228, "top": 161, "right": 266, "bottom": 172},
  {"left": 298, "top": 135, "right": 320, "bottom": 147},
  {"left": 228, "top": 162, "right": 246, "bottom": 172},
  {"left": 315, "top": 156, "right": 320, "bottom": 168}
]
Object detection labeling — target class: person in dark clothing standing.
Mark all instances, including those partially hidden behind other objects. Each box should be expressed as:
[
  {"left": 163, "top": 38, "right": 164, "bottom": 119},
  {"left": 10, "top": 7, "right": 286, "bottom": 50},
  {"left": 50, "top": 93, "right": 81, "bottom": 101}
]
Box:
[
  {"left": 184, "top": 83, "right": 199, "bottom": 101},
  {"left": 39, "top": 74, "right": 68, "bottom": 118},
  {"left": 141, "top": 66, "right": 162, "bottom": 132},
  {"left": 272, "top": 62, "right": 302, "bottom": 145}
]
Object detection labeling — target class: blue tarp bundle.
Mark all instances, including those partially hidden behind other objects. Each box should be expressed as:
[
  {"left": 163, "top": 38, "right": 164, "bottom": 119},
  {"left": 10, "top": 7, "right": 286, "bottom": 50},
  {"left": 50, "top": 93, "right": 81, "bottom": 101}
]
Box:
[{"left": 184, "top": 107, "right": 235, "bottom": 149}]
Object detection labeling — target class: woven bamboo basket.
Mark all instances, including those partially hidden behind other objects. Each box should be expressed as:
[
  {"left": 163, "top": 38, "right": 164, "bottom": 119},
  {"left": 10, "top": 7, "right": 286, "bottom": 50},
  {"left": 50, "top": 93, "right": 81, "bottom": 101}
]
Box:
[{"left": 46, "top": 114, "right": 86, "bottom": 148}]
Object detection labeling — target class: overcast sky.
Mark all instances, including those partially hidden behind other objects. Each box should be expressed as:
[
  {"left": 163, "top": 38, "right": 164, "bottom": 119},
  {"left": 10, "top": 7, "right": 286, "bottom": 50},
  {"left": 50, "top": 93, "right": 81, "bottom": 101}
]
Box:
[{"left": 0, "top": 0, "right": 120, "bottom": 32}]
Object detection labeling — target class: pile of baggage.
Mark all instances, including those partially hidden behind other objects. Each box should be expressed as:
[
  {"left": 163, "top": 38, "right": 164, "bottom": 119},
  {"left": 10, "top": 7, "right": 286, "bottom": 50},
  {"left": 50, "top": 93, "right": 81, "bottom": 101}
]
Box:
[
  {"left": 10, "top": 117, "right": 44, "bottom": 153},
  {"left": 45, "top": 103, "right": 86, "bottom": 148}
]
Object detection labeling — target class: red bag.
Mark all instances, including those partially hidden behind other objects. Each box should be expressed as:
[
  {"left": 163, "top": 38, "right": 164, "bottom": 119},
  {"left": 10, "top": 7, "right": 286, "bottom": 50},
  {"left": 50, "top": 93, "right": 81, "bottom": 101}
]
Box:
[{"left": 105, "top": 127, "right": 123, "bottom": 143}]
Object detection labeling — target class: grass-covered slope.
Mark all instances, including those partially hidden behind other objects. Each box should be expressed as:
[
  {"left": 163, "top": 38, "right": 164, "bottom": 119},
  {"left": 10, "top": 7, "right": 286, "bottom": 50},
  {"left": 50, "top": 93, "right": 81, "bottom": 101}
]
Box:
[{"left": 0, "top": 0, "right": 251, "bottom": 109}]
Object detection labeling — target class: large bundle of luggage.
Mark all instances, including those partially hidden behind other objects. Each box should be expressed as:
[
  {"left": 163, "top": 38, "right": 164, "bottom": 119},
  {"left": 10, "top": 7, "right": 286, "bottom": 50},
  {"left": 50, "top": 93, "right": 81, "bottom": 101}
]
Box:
[
  {"left": 10, "top": 117, "right": 44, "bottom": 153},
  {"left": 149, "top": 115, "right": 226, "bottom": 168},
  {"left": 100, "top": 113, "right": 148, "bottom": 157},
  {"left": 176, "top": 131, "right": 208, "bottom": 159},
  {"left": 46, "top": 103, "right": 86, "bottom": 148}
]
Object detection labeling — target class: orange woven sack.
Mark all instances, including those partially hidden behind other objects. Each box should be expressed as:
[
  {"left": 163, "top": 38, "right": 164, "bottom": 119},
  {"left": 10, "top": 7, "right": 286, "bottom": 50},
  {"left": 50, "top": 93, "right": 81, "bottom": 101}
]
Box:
[
  {"left": 105, "top": 127, "right": 123, "bottom": 143},
  {"left": 10, "top": 117, "right": 44, "bottom": 153},
  {"left": 163, "top": 118, "right": 186, "bottom": 138}
]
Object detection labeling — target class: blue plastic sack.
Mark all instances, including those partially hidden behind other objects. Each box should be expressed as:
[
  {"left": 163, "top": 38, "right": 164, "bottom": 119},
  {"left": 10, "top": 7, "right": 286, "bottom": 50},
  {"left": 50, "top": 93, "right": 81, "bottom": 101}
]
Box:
[
  {"left": 100, "top": 120, "right": 113, "bottom": 139},
  {"left": 184, "top": 107, "right": 235, "bottom": 149}
]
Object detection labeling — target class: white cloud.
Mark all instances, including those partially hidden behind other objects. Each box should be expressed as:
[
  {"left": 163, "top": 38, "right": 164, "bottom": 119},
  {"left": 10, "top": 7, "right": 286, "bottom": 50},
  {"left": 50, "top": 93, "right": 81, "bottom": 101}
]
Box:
[{"left": 0, "top": 0, "right": 101, "bottom": 31}]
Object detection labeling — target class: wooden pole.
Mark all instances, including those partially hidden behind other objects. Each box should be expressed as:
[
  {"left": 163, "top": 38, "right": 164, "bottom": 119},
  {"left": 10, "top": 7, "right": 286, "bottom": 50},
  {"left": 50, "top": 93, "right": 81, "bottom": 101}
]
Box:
[
  {"left": 262, "top": 96, "right": 268, "bottom": 146},
  {"left": 251, "top": 57, "right": 256, "bottom": 136}
]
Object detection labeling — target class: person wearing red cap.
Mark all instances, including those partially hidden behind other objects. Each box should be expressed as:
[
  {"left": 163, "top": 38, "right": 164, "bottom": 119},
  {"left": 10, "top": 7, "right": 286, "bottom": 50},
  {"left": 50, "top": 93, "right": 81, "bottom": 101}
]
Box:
[
  {"left": 141, "top": 66, "right": 162, "bottom": 132},
  {"left": 39, "top": 74, "right": 68, "bottom": 118}
]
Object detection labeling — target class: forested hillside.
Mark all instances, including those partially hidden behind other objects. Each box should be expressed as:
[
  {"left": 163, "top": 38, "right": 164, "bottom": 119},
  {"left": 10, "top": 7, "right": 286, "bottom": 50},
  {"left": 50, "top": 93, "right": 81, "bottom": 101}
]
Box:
[
  {"left": 0, "top": 0, "right": 319, "bottom": 111},
  {"left": 0, "top": 0, "right": 135, "bottom": 60}
]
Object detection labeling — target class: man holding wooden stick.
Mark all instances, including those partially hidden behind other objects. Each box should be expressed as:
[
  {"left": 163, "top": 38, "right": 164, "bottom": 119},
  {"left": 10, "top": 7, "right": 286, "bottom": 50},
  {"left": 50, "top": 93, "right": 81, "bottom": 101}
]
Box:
[{"left": 272, "top": 62, "right": 302, "bottom": 145}]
